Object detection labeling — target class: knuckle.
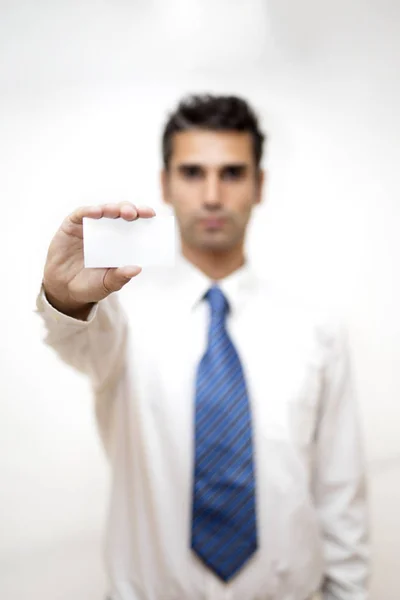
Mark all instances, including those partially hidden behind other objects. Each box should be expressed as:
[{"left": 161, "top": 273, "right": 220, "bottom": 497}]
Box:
[{"left": 102, "top": 269, "right": 114, "bottom": 294}]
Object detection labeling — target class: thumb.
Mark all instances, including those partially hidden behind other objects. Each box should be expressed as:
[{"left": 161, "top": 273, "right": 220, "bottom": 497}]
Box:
[{"left": 102, "top": 265, "right": 142, "bottom": 294}]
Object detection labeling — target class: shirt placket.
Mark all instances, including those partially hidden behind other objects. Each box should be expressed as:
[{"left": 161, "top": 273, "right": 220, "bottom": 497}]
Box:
[{"left": 206, "top": 574, "right": 234, "bottom": 600}]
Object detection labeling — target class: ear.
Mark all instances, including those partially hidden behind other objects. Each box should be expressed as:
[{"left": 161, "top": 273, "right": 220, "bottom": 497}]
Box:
[
  {"left": 160, "top": 169, "right": 171, "bottom": 205},
  {"left": 255, "top": 169, "right": 266, "bottom": 205}
]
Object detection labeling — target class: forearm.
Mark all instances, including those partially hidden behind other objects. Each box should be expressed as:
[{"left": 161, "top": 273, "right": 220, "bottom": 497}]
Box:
[
  {"left": 314, "top": 319, "right": 370, "bottom": 599},
  {"left": 318, "top": 476, "right": 370, "bottom": 600},
  {"left": 36, "top": 286, "right": 128, "bottom": 390}
]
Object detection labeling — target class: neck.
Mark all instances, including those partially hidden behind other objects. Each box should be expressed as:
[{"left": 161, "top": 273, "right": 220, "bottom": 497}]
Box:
[{"left": 181, "top": 242, "right": 246, "bottom": 281}]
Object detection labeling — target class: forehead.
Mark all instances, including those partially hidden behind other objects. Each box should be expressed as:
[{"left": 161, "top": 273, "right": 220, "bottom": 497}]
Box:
[{"left": 170, "top": 129, "right": 253, "bottom": 166}]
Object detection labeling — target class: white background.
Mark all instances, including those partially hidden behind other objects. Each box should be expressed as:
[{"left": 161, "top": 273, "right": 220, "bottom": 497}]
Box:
[{"left": 1, "top": 1, "right": 399, "bottom": 598}]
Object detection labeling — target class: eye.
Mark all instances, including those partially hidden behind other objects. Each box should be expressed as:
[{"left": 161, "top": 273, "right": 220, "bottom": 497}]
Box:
[
  {"left": 221, "top": 165, "right": 246, "bottom": 181},
  {"left": 179, "top": 165, "right": 204, "bottom": 179}
]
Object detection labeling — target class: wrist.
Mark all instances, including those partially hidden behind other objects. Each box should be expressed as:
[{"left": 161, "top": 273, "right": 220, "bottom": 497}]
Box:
[{"left": 42, "top": 283, "right": 95, "bottom": 321}]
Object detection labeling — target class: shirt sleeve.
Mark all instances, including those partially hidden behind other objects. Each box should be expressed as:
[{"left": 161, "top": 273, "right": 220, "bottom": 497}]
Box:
[
  {"left": 35, "top": 285, "right": 128, "bottom": 393},
  {"left": 313, "top": 320, "right": 370, "bottom": 600}
]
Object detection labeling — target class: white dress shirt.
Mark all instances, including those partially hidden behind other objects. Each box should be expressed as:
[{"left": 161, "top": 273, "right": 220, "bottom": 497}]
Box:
[{"left": 36, "top": 256, "right": 369, "bottom": 600}]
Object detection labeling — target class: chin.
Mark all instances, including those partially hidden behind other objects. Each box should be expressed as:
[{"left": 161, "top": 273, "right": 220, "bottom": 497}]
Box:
[
  {"left": 198, "top": 238, "right": 236, "bottom": 252},
  {"left": 184, "top": 227, "right": 241, "bottom": 253}
]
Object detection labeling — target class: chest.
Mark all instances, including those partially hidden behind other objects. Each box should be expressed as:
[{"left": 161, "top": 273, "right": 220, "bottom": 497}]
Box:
[{"left": 128, "top": 301, "right": 326, "bottom": 450}]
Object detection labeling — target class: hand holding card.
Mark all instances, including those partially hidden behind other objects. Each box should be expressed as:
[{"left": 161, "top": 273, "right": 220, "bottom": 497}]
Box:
[{"left": 42, "top": 203, "right": 161, "bottom": 319}]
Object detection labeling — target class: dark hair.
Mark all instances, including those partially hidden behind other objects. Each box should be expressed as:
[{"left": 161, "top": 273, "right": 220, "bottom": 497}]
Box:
[{"left": 162, "top": 94, "right": 265, "bottom": 169}]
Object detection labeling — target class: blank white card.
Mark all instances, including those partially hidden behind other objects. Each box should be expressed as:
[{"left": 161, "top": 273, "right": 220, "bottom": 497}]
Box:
[{"left": 83, "top": 216, "right": 177, "bottom": 268}]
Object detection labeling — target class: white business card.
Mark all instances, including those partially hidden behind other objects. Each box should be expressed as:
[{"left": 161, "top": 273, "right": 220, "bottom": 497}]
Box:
[{"left": 83, "top": 215, "right": 177, "bottom": 268}]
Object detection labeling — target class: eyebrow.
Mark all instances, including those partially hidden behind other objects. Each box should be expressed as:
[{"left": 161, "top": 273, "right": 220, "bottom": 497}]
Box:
[{"left": 176, "top": 162, "right": 249, "bottom": 170}]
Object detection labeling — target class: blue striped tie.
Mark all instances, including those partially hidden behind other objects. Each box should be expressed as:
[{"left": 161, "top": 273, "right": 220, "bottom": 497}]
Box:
[{"left": 191, "top": 285, "right": 258, "bottom": 582}]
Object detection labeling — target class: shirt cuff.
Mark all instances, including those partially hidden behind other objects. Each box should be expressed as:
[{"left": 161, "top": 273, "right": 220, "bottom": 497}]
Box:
[{"left": 35, "top": 284, "right": 99, "bottom": 326}]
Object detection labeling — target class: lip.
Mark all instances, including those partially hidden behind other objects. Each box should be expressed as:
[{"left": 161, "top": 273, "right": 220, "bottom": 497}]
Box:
[{"left": 200, "top": 217, "right": 226, "bottom": 229}]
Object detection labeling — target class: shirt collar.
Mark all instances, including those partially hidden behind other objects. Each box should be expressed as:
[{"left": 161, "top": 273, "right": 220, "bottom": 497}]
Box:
[{"left": 173, "top": 253, "right": 259, "bottom": 315}]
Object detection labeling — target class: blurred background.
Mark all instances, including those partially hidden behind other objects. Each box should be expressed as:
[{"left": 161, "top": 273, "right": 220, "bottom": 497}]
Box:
[{"left": 0, "top": 0, "right": 399, "bottom": 598}]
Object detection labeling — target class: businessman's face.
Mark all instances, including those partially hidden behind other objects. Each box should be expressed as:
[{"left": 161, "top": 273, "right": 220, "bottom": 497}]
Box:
[{"left": 161, "top": 130, "right": 264, "bottom": 253}]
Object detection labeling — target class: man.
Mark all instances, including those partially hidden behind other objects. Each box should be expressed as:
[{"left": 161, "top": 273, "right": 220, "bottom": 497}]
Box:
[{"left": 36, "top": 95, "right": 369, "bottom": 600}]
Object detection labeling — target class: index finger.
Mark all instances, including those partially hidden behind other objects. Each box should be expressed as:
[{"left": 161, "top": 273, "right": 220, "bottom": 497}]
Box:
[
  {"left": 68, "top": 205, "right": 103, "bottom": 225},
  {"left": 134, "top": 205, "right": 157, "bottom": 219}
]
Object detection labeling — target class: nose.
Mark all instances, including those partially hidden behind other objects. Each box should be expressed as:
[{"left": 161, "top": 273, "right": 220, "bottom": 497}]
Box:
[{"left": 203, "top": 172, "right": 222, "bottom": 208}]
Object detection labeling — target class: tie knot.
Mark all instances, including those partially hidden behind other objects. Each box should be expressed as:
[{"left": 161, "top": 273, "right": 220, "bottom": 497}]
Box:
[{"left": 205, "top": 286, "right": 230, "bottom": 318}]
